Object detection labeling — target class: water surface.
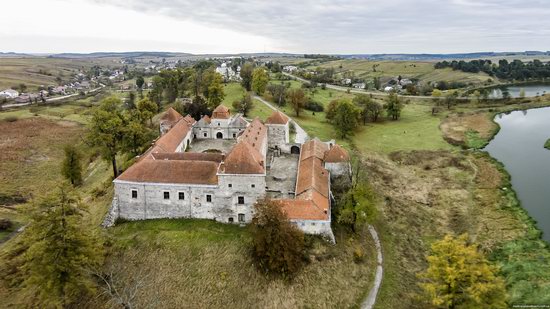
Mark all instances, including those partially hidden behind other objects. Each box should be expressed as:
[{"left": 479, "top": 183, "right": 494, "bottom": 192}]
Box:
[
  {"left": 485, "top": 107, "right": 550, "bottom": 242},
  {"left": 488, "top": 84, "right": 550, "bottom": 98}
]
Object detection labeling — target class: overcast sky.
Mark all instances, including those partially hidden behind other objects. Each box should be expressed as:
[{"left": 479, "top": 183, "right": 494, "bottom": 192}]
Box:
[{"left": 1, "top": 0, "right": 549, "bottom": 54}]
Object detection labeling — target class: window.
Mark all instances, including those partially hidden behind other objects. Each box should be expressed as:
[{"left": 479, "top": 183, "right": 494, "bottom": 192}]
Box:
[
  {"left": 178, "top": 192, "right": 185, "bottom": 200},
  {"left": 228, "top": 184, "right": 232, "bottom": 188},
  {"left": 203, "top": 132, "right": 207, "bottom": 137},
  {"left": 218, "top": 122, "right": 220, "bottom": 126},
  {"left": 228, "top": 217, "right": 234, "bottom": 223},
  {"left": 238, "top": 213, "right": 245, "bottom": 222},
  {"left": 251, "top": 184, "right": 255, "bottom": 188},
  {"left": 232, "top": 133, "right": 236, "bottom": 138},
  {"left": 163, "top": 191, "right": 170, "bottom": 200},
  {"left": 311, "top": 222, "right": 316, "bottom": 226},
  {"left": 206, "top": 195, "right": 212, "bottom": 202},
  {"left": 238, "top": 196, "right": 245, "bottom": 204},
  {"left": 131, "top": 190, "right": 138, "bottom": 199}
]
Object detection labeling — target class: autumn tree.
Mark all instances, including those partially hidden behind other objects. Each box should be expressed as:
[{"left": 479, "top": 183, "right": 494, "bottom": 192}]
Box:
[
  {"left": 385, "top": 92, "right": 403, "bottom": 120},
  {"left": 232, "top": 93, "right": 254, "bottom": 117},
  {"left": 252, "top": 67, "right": 269, "bottom": 95},
  {"left": 240, "top": 62, "right": 254, "bottom": 91},
  {"left": 87, "top": 97, "right": 126, "bottom": 178},
  {"left": 419, "top": 234, "right": 508, "bottom": 309},
  {"left": 249, "top": 199, "right": 306, "bottom": 277},
  {"left": 61, "top": 145, "right": 83, "bottom": 187},
  {"left": 287, "top": 88, "right": 307, "bottom": 117},
  {"left": 17, "top": 187, "right": 103, "bottom": 307}
]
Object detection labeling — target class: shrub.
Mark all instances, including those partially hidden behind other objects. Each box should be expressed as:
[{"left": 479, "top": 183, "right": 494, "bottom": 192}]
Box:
[
  {"left": 0, "top": 219, "right": 13, "bottom": 231},
  {"left": 249, "top": 199, "right": 306, "bottom": 278},
  {"left": 304, "top": 99, "right": 324, "bottom": 112},
  {"left": 4, "top": 116, "right": 18, "bottom": 123},
  {"left": 353, "top": 246, "right": 365, "bottom": 263}
]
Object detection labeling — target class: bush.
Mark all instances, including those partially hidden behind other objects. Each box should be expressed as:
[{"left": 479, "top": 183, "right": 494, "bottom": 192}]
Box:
[
  {"left": 0, "top": 219, "right": 13, "bottom": 231},
  {"left": 4, "top": 116, "right": 18, "bottom": 123},
  {"left": 304, "top": 99, "right": 324, "bottom": 112},
  {"left": 249, "top": 199, "right": 307, "bottom": 278},
  {"left": 353, "top": 246, "right": 365, "bottom": 263}
]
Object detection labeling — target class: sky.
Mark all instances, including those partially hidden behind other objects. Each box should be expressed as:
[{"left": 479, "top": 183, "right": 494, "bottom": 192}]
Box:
[{"left": 1, "top": 0, "right": 549, "bottom": 54}]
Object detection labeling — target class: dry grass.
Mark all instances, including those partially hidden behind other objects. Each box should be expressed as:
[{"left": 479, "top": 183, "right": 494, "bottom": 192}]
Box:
[
  {"left": 440, "top": 112, "right": 499, "bottom": 148},
  {"left": 91, "top": 220, "right": 377, "bottom": 309}
]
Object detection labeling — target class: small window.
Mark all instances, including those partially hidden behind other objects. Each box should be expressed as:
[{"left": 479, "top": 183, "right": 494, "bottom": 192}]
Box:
[
  {"left": 228, "top": 183, "right": 232, "bottom": 188},
  {"left": 238, "top": 213, "right": 245, "bottom": 222},
  {"left": 218, "top": 122, "right": 220, "bottom": 126},
  {"left": 232, "top": 133, "right": 236, "bottom": 138},
  {"left": 178, "top": 192, "right": 185, "bottom": 200},
  {"left": 238, "top": 196, "right": 244, "bottom": 204},
  {"left": 206, "top": 195, "right": 212, "bottom": 202},
  {"left": 311, "top": 222, "right": 316, "bottom": 226},
  {"left": 251, "top": 184, "right": 255, "bottom": 188},
  {"left": 163, "top": 191, "right": 170, "bottom": 200},
  {"left": 228, "top": 217, "right": 234, "bottom": 223},
  {"left": 131, "top": 190, "right": 138, "bottom": 199},
  {"left": 203, "top": 133, "right": 207, "bottom": 137}
]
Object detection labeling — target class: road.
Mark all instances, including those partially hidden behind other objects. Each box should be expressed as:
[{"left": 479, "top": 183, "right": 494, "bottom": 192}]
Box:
[
  {"left": 253, "top": 95, "right": 308, "bottom": 143},
  {"left": 283, "top": 72, "right": 473, "bottom": 101},
  {"left": 362, "top": 225, "right": 384, "bottom": 309},
  {"left": 1, "top": 85, "right": 104, "bottom": 109}
]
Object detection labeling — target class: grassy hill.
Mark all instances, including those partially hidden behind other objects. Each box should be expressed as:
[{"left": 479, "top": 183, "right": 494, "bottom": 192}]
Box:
[{"left": 309, "top": 59, "right": 493, "bottom": 85}]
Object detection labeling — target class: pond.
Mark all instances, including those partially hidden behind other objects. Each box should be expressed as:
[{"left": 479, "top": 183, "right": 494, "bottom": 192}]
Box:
[
  {"left": 485, "top": 107, "right": 550, "bottom": 242},
  {"left": 488, "top": 84, "right": 550, "bottom": 98}
]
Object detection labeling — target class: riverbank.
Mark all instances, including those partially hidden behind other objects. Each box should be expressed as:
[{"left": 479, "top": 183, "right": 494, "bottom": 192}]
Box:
[{"left": 545, "top": 138, "right": 550, "bottom": 150}]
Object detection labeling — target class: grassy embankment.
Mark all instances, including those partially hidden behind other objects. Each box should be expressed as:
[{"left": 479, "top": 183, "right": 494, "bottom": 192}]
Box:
[{"left": 545, "top": 138, "right": 550, "bottom": 150}]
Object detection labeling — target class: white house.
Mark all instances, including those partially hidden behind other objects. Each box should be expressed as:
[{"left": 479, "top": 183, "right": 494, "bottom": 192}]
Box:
[{"left": 0, "top": 89, "right": 19, "bottom": 98}]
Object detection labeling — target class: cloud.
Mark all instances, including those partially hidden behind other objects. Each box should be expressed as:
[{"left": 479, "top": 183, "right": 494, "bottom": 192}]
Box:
[{"left": 2, "top": 0, "right": 550, "bottom": 53}]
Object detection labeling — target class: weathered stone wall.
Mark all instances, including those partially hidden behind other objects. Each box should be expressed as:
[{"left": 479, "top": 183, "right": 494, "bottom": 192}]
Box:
[
  {"left": 325, "top": 162, "right": 350, "bottom": 178},
  {"left": 267, "top": 123, "right": 289, "bottom": 148},
  {"left": 291, "top": 219, "right": 335, "bottom": 242}
]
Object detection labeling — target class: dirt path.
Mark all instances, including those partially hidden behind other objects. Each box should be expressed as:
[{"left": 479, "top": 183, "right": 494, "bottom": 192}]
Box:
[
  {"left": 253, "top": 95, "right": 308, "bottom": 143},
  {"left": 362, "top": 225, "right": 383, "bottom": 309}
]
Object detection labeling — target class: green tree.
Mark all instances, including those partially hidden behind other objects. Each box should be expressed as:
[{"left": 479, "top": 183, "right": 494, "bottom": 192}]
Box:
[
  {"left": 137, "top": 97, "right": 157, "bottom": 126},
  {"left": 385, "top": 92, "right": 403, "bottom": 120},
  {"left": 366, "top": 100, "right": 383, "bottom": 123},
  {"left": 250, "top": 199, "right": 306, "bottom": 278},
  {"left": 87, "top": 97, "right": 126, "bottom": 178},
  {"left": 19, "top": 187, "right": 103, "bottom": 307},
  {"left": 240, "top": 62, "right": 254, "bottom": 91},
  {"left": 61, "top": 145, "right": 83, "bottom": 187},
  {"left": 252, "top": 67, "right": 269, "bottom": 95},
  {"left": 127, "top": 91, "right": 136, "bottom": 110},
  {"left": 122, "top": 119, "right": 153, "bottom": 156},
  {"left": 232, "top": 93, "right": 254, "bottom": 117},
  {"left": 353, "top": 94, "right": 372, "bottom": 125},
  {"left": 333, "top": 99, "right": 360, "bottom": 138},
  {"left": 135, "top": 76, "right": 145, "bottom": 90},
  {"left": 205, "top": 71, "right": 225, "bottom": 109},
  {"left": 267, "top": 83, "right": 287, "bottom": 106},
  {"left": 444, "top": 91, "right": 459, "bottom": 110},
  {"left": 419, "top": 234, "right": 508, "bottom": 309},
  {"left": 287, "top": 88, "right": 307, "bottom": 117}
]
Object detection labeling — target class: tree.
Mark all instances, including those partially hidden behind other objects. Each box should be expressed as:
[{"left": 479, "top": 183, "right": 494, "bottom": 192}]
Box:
[
  {"left": 127, "top": 92, "right": 136, "bottom": 110},
  {"left": 87, "top": 97, "right": 126, "bottom": 178},
  {"left": 444, "top": 91, "right": 459, "bottom": 110},
  {"left": 337, "top": 155, "right": 377, "bottom": 232},
  {"left": 353, "top": 94, "right": 372, "bottom": 125},
  {"left": 205, "top": 71, "right": 225, "bottom": 109},
  {"left": 332, "top": 99, "right": 360, "bottom": 138},
  {"left": 267, "top": 83, "right": 287, "bottom": 106},
  {"left": 502, "top": 90, "right": 511, "bottom": 100},
  {"left": 18, "top": 83, "right": 27, "bottom": 93},
  {"left": 287, "top": 88, "right": 306, "bottom": 117},
  {"left": 385, "top": 92, "right": 403, "bottom": 120},
  {"left": 18, "top": 187, "right": 103, "bottom": 307},
  {"left": 232, "top": 93, "right": 253, "bottom": 117},
  {"left": 419, "top": 234, "right": 508, "bottom": 309},
  {"left": 61, "top": 145, "right": 83, "bottom": 187},
  {"left": 252, "top": 68, "right": 269, "bottom": 95},
  {"left": 137, "top": 97, "right": 157, "bottom": 126},
  {"left": 184, "top": 95, "right": 210, "bottom": 120},
  {"left": 122, "top": 119, "right": 153, "bottom": 156},
  {"left": 249, "top": 199, "right": 306, "bottom": 277},
  {"left": 240, "top": 62, "right": 254, "bottom": 91},
  {"left": 366, "top": 100, "right": 383, "bottom": 123},
  {"left": 135, "top": 76, "right": 145, "bottom": 90}
]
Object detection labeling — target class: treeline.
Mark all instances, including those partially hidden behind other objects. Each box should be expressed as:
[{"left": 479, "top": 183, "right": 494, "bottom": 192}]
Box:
[
  {"left": 435, "top": 59, "right": 550, "bottom": 80},
  {"left": 304, "top": 54, "right": 338, "bottom": 59}
]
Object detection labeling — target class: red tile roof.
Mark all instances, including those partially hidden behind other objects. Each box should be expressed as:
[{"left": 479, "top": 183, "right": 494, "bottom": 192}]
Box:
[
  {"left": 160, "top": 107, "right": 183, "bottom": 124},
  {"left": 155, "top": 119, "right": 191, "bottom": 152},
  {"left": 295, "top": 157, "right": 329, "bottom": 198},
  {"left": 324, "top": 144, "right": 350, "bottom": 163},
  {"left": 301, "top": 138, "right": 329, "bottom": 161},
  {"left": 151, "top": 152, "right": 223, "bottom": 162},
  {"left": 117, "top": 160, "right": 218, "bottom": 185},
  {"left": 266, "top": 110, "right": 290, "bottom": 125},
  {"left": 220, "top": 141, "right": 265, "bottom": 174},
  {"left": 239, "top": 117, "right": 267, "bottom": 155},
  {"left": 212, "top": 105, "right": 230, "bottom": 119},
  {"left": 274, "top": 199, "right": 327, "bottom": 221}
]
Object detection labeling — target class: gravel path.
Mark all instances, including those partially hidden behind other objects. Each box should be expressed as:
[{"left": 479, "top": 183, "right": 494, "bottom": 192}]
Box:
[{"left": 362, "top": 225, "right": 384, "bottom": 309}]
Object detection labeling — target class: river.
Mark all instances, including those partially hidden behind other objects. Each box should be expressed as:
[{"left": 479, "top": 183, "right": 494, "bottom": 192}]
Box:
[
  {"left": 488, "top": 84, "right": 550, "bottom": 98},
  {"left": 484, "top": 107, "right": 550, "bottom": 242}
]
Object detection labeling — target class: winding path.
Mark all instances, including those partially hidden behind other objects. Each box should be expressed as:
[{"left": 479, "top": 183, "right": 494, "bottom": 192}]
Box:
[
  {"left": 362, "top": 225, "right": 383, "bottom": 309},
  {"left": 253, "top": 95, "right": 308, "bottom": 143}
]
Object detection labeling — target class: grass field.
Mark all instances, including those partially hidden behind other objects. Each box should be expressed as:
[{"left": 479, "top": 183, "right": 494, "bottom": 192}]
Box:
[
  {"left": 101, "top": 219, "right": 377, "bottom": 309},
  {"left": 0, "top": 57, "right": 116, "bottom": 91},
  {"left": 310, "top": 59, "right": 493, "bottom": 85}
]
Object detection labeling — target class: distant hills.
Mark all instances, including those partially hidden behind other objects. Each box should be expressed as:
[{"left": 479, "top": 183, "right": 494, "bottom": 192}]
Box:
[{"left": 1, "top": 51, "right": 549, "bottom": 61}]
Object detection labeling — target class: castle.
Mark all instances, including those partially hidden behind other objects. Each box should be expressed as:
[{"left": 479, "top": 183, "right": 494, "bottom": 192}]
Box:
[{"left": 106, "top": 105, "right": 350, "bottom": 241}]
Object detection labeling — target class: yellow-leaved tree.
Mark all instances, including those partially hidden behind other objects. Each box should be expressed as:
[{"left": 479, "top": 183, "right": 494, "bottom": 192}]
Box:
[{"left": 418, "top": 234, "right": 508, "bottom": 309}]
